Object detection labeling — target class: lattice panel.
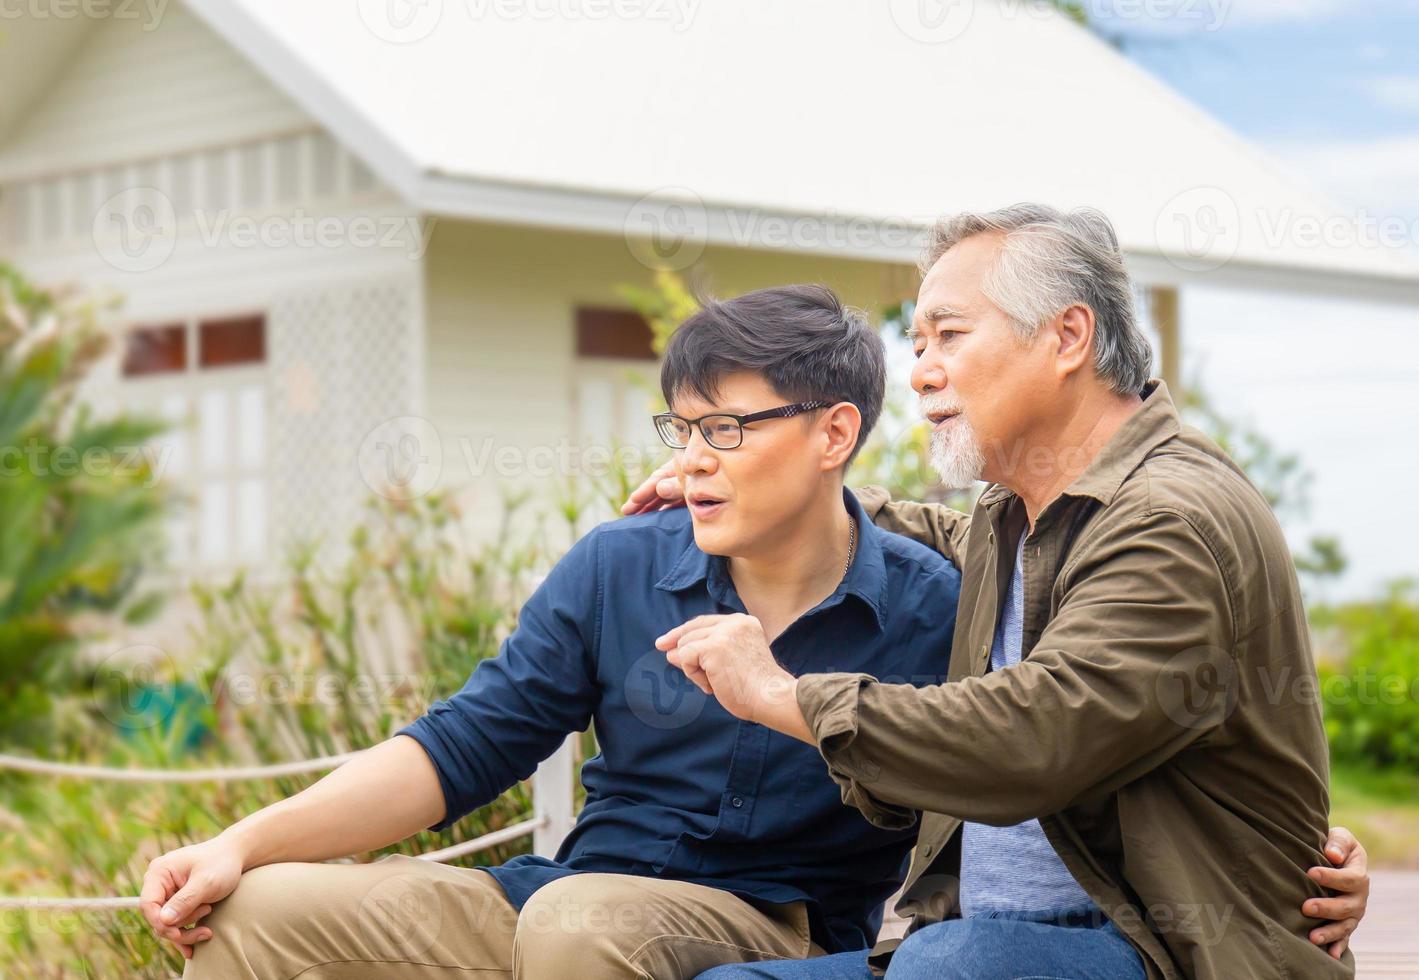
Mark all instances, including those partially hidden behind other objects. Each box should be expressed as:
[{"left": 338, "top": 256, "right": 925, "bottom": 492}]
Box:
[{"left": 268, "top": 277, "right": 420, "bottom": 560}]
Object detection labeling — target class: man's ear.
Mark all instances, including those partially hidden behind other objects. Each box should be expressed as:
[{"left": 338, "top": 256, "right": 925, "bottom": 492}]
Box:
[
  {"left": 820, "top": 402, "right": 862, "bottom": 473},
  {"left": 1054, "top": 304, "right": 1095, "bottom": 381}
]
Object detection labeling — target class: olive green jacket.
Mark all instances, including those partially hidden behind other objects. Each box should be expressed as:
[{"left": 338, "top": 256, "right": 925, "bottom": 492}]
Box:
[{"left": 802, "top": 381, "right": 1349, "bottom": 979}]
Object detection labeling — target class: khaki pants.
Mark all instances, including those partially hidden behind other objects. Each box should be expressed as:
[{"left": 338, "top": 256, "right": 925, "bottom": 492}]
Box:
[{"left": 184, "top": 854, "right": 822, "bottom": 979}]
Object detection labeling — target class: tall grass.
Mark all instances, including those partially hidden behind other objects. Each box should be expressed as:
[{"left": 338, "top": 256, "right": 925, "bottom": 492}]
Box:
[{"left": 0, "top": 488, "right": 599, "bottom": 978}]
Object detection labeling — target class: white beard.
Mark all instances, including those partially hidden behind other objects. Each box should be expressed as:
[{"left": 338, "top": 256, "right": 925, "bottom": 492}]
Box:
[{"left": 928, "top": 414, "right": 986, "bottom": 490}]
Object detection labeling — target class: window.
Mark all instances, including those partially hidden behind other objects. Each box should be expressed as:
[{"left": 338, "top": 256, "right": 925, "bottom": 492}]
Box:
[
  {"left": 572, "top": 307, "right": 662, "bottom": 453},
  {"left": 199, "top": 315, "right": 265, "bottom": 368},
  {"left": 120, "top": 315, "right": 269, "bottom": 571},
  {"left": 575, "top": 308, "right": 657, "bottom": 360},
  {"left": 122, "top": 325, "right": 187, "bottom": 377}
]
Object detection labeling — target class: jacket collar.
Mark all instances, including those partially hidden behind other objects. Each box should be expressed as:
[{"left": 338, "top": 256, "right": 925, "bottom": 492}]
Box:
[{"left": 978, "top": 379, "right": 1181, "bottom": 513}]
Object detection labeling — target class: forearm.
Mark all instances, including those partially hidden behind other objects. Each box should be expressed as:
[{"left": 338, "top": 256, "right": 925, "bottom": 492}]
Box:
[
  {"left": 755, "top": 677, "right": 814, "bottom": 744},
  {"left": 221, "top": 734, "right": 445, "bottom": 869}
]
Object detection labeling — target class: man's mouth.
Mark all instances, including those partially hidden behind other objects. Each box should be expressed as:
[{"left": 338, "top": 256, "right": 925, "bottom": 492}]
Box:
[
  {"left": 926, "top": 410, "right": 962, "bottom": 429},
  {"left": 688, "top": 492, "right": 728, "bottom": 520}
]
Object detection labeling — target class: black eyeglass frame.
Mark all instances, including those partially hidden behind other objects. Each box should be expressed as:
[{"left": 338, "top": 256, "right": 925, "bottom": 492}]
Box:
[{"left": 652, "top": 400, "right": 834, "bottom": 450}]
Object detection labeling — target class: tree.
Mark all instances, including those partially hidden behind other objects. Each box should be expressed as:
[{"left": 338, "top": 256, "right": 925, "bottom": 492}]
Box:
[{"left": 0, "top": 264, "right": 169, "bottom": 748}]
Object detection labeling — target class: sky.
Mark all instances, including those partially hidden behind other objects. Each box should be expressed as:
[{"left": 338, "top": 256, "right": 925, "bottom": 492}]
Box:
[{"left": 1096, "top": 0, "right": 1419, "bottom": 600}]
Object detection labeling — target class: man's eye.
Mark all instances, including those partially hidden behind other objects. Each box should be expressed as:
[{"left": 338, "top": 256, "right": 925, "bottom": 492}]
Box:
[{"left": 912, "top": 345, "right": 925, "bottom": 359}]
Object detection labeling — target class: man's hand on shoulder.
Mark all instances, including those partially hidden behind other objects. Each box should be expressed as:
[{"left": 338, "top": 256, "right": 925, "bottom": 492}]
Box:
[{"left": 621, "top": 461, "right": 684, "bottom": 515}]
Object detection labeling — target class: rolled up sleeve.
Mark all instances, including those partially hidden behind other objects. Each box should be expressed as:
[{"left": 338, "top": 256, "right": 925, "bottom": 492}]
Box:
[
  {"left": 797, "top": 672, "right": 918, "bottom": 830},
  {"left": 797, "top": 508, "right": 1237, "bottom": 828},
  {"left": 398, "top": 527, "right": 603, "bottom": 832}
]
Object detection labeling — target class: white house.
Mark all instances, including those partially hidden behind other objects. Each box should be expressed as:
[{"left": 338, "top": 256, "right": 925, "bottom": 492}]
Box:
[{"left": 3, "top": 0, "right": 1417, "bottom": 578}]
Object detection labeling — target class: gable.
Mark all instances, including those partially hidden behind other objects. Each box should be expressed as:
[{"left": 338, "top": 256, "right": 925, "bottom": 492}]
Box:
[{"left": 0, "top": 2, "right": 310, "bottom": 182}]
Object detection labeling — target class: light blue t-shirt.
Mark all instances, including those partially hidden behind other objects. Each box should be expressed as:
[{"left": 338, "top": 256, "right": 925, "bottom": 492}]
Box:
[{"left": 958, "top": 530, "right": 1099, "bottom": 918}]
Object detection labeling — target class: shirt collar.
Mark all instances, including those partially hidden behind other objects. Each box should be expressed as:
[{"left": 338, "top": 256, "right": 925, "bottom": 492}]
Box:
[
  {"left": 978, "top": 378, "right": 1181, "bottom": 512},
  {"left": 654, "top": 486, "right": 889, "bottom": 632}
]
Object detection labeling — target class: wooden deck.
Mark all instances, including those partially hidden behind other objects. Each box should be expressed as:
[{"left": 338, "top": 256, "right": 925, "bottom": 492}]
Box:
[
  {"left": 878, "top": 870, "right": 1419, "bottom": 978},
  {"left": 1353, "top": 871, "right": 1419, "bottom": 980}
]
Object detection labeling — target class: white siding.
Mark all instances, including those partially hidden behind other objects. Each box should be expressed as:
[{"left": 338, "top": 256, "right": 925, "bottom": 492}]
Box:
[
  {"left": 0, "top": 1, "right": 310, "bottom": 181},
  {"left": 422, "top": 219, "right": 918, "bottom": 540}
]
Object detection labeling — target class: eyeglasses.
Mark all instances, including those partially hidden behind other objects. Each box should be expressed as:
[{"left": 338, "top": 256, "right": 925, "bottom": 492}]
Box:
[{"left": 652, "top": 401, "right": 833, "bottom": 450}]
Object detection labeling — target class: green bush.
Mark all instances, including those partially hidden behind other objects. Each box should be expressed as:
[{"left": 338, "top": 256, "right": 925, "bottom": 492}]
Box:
[
  {"left": 1315, "top": 580, "right": 1419, "bottom": 769},
  {"left": 1, "top": 491, "right": 579, "bottom": 979},
  {"left": 0, "top": 265, "right": 169, "bottom": 750}
]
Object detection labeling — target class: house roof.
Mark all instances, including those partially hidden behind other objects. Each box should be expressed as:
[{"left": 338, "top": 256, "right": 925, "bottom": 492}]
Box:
[{"left": 9, "top": 0, "right": 1419, "bottom": 301}]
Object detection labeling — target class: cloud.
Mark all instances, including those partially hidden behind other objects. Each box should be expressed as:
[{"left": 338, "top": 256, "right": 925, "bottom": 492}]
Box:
[
  {"left": 1218, "top": 0, "right": 1346, "bottom": 24},
  {"left": 1354, "top": 75, "right": 1419, "bottom": 112},
  {"left": 1265, "top": 133, "right": 1419, "bottom": 218}
]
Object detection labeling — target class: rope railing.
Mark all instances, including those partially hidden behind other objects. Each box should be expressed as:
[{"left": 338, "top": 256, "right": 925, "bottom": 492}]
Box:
[
  {"left": 0, "top": 738, "right": 580, "bottom": 913},
  {"left": 0, "top": 817, "right": 548, "bottom": 910},
  {"left": 0, "top": 751, "right": 364, "bottom": 782}
]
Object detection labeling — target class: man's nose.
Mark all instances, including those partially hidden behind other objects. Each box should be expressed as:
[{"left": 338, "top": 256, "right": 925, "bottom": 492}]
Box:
[
  {"left": 679, "top": 426, "right": 720, "bottom": 474},
  {"left": 912, "top": 349, "right": 946, "bottom": 395}
]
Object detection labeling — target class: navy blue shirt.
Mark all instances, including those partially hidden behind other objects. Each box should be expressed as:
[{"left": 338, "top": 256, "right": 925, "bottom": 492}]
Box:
[{"left": 397, "top": 489, "right": 960, "bottom": 953}]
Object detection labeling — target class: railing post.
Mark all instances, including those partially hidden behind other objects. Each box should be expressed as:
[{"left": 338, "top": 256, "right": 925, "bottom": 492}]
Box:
[{"left": 532, "top": 734, "right": 576, "bottom": 857}]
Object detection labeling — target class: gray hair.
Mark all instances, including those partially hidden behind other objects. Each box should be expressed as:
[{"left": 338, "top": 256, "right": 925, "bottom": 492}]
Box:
[{"left": 921, "top": 203, "right": 1154, "bottom": 396}]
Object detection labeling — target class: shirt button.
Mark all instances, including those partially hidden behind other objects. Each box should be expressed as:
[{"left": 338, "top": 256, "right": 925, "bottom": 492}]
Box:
[
  {"left": 924, "top": 844, "right": 933, "bottom": 856},
  {"left": 730, "top": 796, "right": 744, "bottom": 808}
]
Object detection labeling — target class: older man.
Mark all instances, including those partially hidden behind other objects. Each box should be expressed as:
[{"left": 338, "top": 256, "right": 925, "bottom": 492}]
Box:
[{"left": 641, "top": 205, "right": 1366, "bottom": 979}]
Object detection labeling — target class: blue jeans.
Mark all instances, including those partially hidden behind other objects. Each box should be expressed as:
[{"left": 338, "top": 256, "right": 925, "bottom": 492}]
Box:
[{"left": 697, "top": 909, "right": 1146, "bottom": 980}]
